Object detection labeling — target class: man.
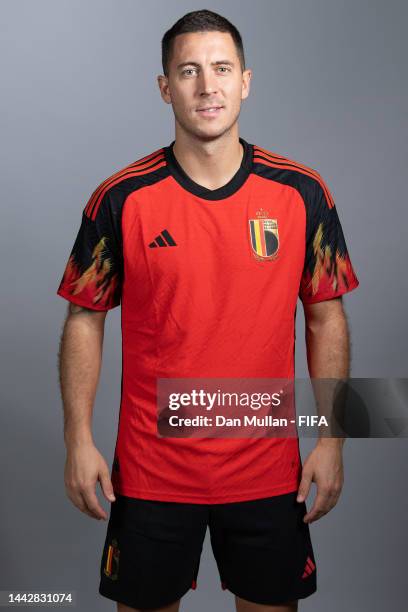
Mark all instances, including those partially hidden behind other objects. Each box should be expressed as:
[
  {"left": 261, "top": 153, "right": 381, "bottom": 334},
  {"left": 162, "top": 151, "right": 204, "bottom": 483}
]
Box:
[{"left": 57, "top": 9, "right": 359, "bottom": 612}]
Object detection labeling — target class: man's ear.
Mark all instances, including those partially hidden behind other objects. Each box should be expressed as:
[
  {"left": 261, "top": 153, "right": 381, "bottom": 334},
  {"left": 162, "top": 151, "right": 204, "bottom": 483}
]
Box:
[
  {"left": 157, "top": 74, "right": 172, "bottom": 104},
  {"left": 242, "top": 68, "right": 252, "bottom": 101}
]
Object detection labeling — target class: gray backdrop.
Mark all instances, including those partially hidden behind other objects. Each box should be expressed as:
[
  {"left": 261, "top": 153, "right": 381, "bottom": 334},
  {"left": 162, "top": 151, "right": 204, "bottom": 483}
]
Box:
[{"left": 1, "top": 0, "right": 407, "bottom": 610}]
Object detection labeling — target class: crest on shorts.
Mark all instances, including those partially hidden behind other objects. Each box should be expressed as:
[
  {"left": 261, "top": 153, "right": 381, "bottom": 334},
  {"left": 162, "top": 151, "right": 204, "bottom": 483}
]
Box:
[
  {"left": 249, "top": 208, "right": 279, "bottom": 260},
  {"left": 104, "top": 537, "right": 120, "bottom": 580}
]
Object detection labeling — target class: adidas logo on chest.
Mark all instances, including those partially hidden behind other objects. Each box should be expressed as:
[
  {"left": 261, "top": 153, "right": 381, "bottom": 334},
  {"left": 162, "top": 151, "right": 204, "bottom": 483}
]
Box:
[{"left": 148, "top": 229, "right": 177, "bottom": 248}]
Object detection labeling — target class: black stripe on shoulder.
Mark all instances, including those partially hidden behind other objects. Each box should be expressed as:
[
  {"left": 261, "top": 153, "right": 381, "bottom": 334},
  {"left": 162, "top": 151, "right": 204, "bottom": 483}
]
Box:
[
  {"left": 87, "top": 155, "right": 170, "bottom": 220},
  {"left": 91, "top": 164, "right": 170, "bottom": 226},
  {"left": 252, "top": 157, "right": 320, "bottom": 210},
  {"left": 85, "top": 161, "right": 170, "bottom": 263}
]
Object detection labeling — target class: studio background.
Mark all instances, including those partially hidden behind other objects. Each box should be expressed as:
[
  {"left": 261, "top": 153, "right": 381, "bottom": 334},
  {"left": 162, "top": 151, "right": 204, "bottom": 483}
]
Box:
[{"left": 1, "top": 1, "right": 407, "bottom": 610}]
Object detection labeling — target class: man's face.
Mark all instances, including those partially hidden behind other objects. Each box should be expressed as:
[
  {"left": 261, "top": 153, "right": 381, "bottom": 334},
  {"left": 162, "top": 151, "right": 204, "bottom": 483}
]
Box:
[{"left": 158, "top": 31, "right": 251, "bottom": 140}]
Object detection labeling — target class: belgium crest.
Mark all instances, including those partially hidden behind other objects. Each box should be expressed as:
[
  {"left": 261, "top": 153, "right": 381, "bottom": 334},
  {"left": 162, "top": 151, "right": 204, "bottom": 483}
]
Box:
[
  {"left": 249, "top": 208, "right": 279, "bottom": 261},
  {"left": 104, "top": 537, "right": 120, "bottom": 580}
]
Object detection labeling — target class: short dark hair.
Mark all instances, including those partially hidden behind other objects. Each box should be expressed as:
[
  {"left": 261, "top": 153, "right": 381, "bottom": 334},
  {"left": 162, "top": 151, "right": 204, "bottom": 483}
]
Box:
[{"left": 161, "top": 9, "right": 245, "bottom": 77}]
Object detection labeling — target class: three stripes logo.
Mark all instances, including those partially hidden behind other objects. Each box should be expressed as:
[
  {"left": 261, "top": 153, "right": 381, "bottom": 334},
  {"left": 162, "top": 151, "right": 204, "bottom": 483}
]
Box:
[
  {"left": 301, "top": 555, "right": 316, "bottom": 579},
  {"left": 148, "top": 229, "right": 177, "bottom": 248}
]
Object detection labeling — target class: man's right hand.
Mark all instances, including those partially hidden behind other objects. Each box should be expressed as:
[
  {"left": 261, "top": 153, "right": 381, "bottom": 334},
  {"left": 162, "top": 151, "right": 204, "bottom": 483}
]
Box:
[{"left": 64, "top": 442, "right": 116, "bottom": 520}]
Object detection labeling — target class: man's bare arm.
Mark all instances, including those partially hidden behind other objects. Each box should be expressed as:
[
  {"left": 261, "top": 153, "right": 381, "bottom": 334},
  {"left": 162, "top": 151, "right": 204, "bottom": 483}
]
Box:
[
  {"left": 297, "top": 297, "right": 350, "bottom": 523},
  {"left": 59, "top": 303, "right": 106, "bottom": 444},
  {"left": 58, "top": 303, "right": 116, "bottom": 520},
  {"left": 304, "top": 297, "right": 350, "bottom": 380}
]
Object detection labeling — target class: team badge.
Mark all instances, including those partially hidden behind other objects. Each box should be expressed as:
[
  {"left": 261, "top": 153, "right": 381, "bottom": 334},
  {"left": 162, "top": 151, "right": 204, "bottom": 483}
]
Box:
[
  {"left": 104, "top": 537, "right": 120, "bottom": 580},
  {"left": 249, "top": 208, "right": 279, "bottom": 260}
]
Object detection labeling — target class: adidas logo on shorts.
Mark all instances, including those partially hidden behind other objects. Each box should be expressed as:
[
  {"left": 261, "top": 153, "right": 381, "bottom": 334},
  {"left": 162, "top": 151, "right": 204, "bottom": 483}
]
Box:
[{"left": 301, "top": 555, "right": 316, "bottom": 578}]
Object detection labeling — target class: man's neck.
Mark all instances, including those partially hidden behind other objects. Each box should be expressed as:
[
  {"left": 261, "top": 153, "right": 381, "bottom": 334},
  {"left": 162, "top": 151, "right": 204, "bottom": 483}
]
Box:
[{"left": 172, "top": 129, "right": 244, "bottom": 191}]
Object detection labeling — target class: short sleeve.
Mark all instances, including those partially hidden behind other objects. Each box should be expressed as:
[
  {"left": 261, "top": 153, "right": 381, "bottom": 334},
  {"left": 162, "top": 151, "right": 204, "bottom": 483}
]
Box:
[
  {"left": 56, "top": 190, "right": 123, "bottom": 311},
  {"left": 299, "top": 175, "right": 359, "bottom": 304}
]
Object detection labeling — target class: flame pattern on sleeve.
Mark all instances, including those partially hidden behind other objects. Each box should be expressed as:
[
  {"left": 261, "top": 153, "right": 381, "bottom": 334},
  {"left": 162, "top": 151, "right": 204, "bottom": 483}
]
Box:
[
  {"left": 58, "top": 236, "right": 121, "bottom": 310},
  {"left": 299, "top": 184, "right": 359, "bottom": 303}
]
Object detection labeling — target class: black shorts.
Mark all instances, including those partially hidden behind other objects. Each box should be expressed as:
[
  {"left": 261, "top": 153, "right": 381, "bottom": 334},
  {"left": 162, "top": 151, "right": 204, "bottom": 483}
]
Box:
[{"left": 99, "top": 490, "right": 317, "bottom": 609}]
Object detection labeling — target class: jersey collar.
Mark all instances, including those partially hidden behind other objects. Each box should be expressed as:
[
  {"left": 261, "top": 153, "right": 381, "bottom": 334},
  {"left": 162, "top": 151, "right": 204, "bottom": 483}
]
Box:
[{"left": 164, "top": 137, "right": 253, "bottom": 201}]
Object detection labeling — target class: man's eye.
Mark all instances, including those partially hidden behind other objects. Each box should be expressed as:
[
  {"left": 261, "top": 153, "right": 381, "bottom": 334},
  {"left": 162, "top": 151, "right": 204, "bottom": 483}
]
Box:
[
  {"left": 218, "top": 66, "right": 231, "bottom": 73},
  {"left": 182, "top": 68, "right": 196, "bottom": 76}
]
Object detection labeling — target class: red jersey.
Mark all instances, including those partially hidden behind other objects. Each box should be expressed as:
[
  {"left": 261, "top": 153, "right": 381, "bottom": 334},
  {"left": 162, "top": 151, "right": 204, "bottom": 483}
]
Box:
[{"left": 57, "top": 137, "right": 359, "bottom": 503}]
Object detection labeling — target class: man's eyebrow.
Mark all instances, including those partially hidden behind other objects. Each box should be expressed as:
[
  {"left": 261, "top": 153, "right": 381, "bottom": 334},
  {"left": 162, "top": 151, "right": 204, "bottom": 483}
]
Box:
[{"left": 176, "top": 60, "right": 235, "bottom": 69}]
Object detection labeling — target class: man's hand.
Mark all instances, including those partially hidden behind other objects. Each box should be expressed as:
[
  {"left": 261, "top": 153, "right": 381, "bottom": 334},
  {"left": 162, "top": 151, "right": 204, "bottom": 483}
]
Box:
[
  {"left": 299, "top": 297, "right": 350, "bottom": 523},
  {"left": 64, "top": 442, "right": 116, "bottom": 520},
  {"left": 296, "top": 439, "right": 344, "bottom": 524},
  {"left": 59, "top": 302, "right": 113, "bottom": 520}
]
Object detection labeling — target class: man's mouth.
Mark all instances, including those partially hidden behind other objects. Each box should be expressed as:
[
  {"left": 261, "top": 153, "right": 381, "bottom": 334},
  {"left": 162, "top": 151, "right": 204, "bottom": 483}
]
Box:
[{"left": 196, "top": 106, "right": 224, "bottom": 116}]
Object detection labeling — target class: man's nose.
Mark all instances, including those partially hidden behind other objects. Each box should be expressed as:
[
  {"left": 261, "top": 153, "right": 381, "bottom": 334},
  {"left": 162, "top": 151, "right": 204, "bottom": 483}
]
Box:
[{"left": 197, "top": 68, "right": 218, "bottom": 95}]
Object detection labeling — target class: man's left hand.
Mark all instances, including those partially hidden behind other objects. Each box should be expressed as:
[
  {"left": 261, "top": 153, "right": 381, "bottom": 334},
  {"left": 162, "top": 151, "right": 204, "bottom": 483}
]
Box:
[{"left": 296, "top": 439, "right": 344, "bottom": 524}]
